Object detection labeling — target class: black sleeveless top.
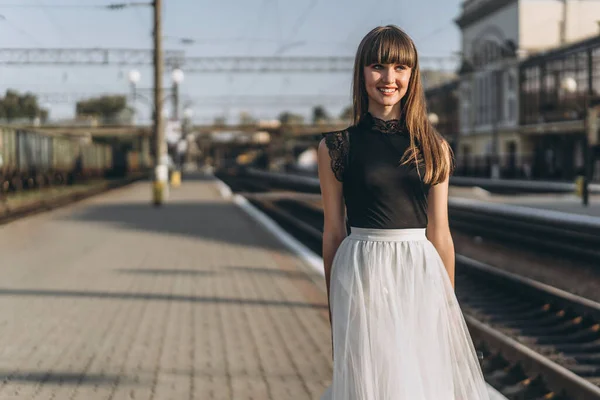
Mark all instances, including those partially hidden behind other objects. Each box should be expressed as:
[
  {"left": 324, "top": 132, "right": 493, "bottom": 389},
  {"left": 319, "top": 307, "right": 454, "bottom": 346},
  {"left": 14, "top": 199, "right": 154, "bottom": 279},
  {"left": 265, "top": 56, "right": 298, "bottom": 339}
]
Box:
[{"left": 322, "top": 113, "right": 431, "bottom": 230}]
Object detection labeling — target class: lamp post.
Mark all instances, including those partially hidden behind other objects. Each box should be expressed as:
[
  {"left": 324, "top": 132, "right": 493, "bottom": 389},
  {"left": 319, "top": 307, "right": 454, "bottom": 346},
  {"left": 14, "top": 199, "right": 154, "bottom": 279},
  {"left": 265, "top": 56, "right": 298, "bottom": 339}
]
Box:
[
  {"left": 171, "top": 68, "right": 184, "bottom": 121},
  {"left": 167, "top": 69, "right": 185, "bottom": 187},
  {"left": 128, "top": 69, "right": 141, "bottom": 125},
  {"left": 183, "top": 107, "right": 194, "bottom": 121},
  {"left": 428, "top": 112, "right": 439, "bottom": 126},
  {"left": 561, "top": 76, "right": 595, "bottom": 206},
  {"left": 128, "top": 69, "right": 146, "bottom": 170},
  {"left": 181, "top": 107, "right": 194, "bottom": 169}
]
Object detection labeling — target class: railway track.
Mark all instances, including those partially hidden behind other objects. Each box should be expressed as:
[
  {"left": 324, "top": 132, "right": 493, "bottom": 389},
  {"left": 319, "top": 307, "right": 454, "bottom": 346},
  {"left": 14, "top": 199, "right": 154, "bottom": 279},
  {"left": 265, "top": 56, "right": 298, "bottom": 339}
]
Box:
[
  {"left": 230, "top": 167, "right": 600, "bottom": 264},
  {"left": 217, "top": 171, "right": 600, "bottom": 400}
]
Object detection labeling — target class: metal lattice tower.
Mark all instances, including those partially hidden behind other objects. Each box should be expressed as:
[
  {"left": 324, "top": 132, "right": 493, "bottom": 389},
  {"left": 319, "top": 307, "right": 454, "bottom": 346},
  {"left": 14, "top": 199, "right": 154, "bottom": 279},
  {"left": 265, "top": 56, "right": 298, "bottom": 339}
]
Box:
[{"left": 0, "top": 48, "right": 458, "bottom": 72}]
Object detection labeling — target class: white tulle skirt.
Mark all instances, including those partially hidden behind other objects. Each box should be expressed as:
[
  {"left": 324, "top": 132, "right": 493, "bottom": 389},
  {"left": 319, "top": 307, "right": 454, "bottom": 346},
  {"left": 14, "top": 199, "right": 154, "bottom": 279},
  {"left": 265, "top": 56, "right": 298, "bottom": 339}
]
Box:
[{"left": 321, "top": 227, "right": 490, "bottom": 400}]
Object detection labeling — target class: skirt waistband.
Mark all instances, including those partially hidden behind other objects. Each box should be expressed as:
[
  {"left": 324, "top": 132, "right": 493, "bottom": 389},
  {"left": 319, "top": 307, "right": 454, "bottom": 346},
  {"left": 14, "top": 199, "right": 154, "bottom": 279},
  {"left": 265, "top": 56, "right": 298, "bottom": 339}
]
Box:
[{"left": 349, "top": 227, "right": 427, "bottom": 242}]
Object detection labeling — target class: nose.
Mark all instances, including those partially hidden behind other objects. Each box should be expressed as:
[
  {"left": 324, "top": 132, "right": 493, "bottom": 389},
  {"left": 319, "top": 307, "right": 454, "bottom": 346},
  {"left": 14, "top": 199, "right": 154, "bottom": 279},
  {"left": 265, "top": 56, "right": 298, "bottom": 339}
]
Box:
[{"left": 381, "top": 66, "right": 395, "bottom": 83}]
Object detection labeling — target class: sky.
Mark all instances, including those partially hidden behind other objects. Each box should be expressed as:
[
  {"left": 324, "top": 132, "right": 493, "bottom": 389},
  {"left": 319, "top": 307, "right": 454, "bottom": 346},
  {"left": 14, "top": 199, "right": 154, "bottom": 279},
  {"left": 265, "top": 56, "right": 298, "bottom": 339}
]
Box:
[{"left": 0, "top": 0, "right": 463, "bottom": 124}]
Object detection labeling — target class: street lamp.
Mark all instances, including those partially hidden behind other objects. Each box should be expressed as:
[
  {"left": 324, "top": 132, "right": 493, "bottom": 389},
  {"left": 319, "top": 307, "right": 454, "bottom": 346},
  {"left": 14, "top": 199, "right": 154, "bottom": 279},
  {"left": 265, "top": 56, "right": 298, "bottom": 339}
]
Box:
[
  {"left": 128, "top": 69, "right": 141, "bottom": 125},
  {"left": 561, "top": 76, "right": 577, "bottom": 93},
  {"left": 128, "top": 69, "right": 141, "bottom": 85},
  {"left": 161, "top": 107, "right": 170, "bottom": 119},
  {"left": 561, "top": 75, "right": 596, "bottom": 206},
  {"left": 428, "top": 112, "right": 439, "bottom": 126},
  {"left": 171, "top": 68, "right": 184, "bottom": 121}
]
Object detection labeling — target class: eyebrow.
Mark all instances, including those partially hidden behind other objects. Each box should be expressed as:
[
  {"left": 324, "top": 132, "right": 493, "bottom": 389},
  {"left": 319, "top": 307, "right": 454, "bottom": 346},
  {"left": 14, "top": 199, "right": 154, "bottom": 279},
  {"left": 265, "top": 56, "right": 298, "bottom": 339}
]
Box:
[{"left": 368, "top": 62, "right": 408, "bottom": 66}]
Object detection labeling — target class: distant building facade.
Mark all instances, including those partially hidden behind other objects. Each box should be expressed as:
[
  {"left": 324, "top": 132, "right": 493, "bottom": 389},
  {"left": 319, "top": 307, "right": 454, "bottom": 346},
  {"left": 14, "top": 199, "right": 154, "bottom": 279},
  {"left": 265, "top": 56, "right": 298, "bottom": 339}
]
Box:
[
  {"left": 425, "top": 80, "right": 459, "bottom": 151},
  {"left": 453, "top": 0, "right": 600, "bottom": 179}
]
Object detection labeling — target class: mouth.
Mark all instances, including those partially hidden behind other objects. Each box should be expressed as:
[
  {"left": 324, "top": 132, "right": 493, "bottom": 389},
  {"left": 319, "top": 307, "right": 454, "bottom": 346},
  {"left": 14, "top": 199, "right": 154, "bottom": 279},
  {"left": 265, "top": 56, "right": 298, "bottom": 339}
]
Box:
[{"left": 377, "top": 87, "right": 397, "bottom": 95}]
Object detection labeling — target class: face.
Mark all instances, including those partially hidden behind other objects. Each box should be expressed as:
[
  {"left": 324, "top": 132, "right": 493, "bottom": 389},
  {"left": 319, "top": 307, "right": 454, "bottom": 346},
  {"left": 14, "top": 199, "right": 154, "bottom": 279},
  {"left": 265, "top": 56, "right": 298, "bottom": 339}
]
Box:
[{"left": 363, "top": 63, "right": 412, "bottom": 111}]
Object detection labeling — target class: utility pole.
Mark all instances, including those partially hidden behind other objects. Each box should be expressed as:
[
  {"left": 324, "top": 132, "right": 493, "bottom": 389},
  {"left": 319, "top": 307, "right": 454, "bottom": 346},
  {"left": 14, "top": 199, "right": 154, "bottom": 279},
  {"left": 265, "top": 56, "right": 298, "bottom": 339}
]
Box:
[
  {"left": 152, "top": 0, "right": 168, "bottom": 205},
  {"left": 559, "top": 0, "right": 568, "bottom": 45}
]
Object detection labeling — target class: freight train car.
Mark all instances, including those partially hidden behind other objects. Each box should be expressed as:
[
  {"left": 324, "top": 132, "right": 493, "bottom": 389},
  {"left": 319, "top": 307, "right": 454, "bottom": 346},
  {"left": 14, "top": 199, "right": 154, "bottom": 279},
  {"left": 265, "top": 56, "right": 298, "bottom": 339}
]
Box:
[{"left": 0, "top": 127, "right": 149, "bottom": 193}]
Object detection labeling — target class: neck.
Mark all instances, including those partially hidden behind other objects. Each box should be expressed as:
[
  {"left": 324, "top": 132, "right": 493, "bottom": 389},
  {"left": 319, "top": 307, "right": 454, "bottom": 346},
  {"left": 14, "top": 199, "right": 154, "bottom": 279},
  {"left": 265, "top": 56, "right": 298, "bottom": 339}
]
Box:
[{"left": 367, "top": 103, "right": 402, "bottom": 121}]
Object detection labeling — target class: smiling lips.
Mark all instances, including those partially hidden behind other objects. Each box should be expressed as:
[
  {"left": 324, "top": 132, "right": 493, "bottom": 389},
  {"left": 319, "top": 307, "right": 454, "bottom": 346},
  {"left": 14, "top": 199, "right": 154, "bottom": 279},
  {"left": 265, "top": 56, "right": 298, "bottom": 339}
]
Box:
[{"left": 378, "top": 87, "right": 397, "bottom": 96}]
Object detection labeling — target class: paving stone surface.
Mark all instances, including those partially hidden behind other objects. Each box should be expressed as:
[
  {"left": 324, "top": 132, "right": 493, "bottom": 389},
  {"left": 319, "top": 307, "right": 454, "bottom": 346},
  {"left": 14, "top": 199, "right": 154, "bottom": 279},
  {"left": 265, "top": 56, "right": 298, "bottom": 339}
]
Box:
[{"left": 0, "top": 174, "right": 332, "bottom": 400}]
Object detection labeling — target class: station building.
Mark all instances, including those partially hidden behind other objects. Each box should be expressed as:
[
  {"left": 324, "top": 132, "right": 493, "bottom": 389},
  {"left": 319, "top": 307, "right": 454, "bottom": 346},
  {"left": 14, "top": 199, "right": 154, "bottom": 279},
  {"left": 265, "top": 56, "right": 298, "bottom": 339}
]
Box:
[{"left": 426, "top": 0, "right": 600, "bottom": 179}]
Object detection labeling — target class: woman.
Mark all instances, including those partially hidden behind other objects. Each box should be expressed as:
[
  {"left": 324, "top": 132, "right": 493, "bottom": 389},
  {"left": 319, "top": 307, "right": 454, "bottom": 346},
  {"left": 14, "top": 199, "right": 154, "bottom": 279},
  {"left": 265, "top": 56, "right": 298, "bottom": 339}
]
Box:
[{"left": 318, "top": 25, "right": 490, "bottom": 399}]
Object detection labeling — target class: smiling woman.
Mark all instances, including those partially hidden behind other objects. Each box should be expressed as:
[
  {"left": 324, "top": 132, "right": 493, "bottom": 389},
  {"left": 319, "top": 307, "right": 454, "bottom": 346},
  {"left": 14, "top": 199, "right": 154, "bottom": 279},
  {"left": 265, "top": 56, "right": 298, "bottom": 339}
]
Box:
[{"left": 318, "top": 25, "right": 490, "bottom": 400}]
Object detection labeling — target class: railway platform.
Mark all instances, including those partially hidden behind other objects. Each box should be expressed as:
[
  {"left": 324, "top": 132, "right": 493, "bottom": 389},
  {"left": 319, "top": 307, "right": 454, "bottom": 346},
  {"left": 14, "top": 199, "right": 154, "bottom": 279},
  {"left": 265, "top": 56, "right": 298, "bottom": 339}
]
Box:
[
  {"left": 450, "top": 186, "right": 600, "bottom": 217},
  {"left": 0, "top": 173, "right": 505, "bottom": 400},
  {"left": 0, "top": 174, "right": 332, "bottom": 399}
]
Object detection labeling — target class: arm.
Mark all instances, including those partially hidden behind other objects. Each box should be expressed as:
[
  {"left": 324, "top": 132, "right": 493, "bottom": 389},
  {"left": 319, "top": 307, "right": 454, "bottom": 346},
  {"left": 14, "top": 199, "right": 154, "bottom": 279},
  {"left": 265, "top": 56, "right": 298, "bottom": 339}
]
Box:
[
  {"left": 317, "top": 138, "right": 346, "bottom": 326},
  {"left": 425, "top": 155, "right": 455, "bottom": 289}
]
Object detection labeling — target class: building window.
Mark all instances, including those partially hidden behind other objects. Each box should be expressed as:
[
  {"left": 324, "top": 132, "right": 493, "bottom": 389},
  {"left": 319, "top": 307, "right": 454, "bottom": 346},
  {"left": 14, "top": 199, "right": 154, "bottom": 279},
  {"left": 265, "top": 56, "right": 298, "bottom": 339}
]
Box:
[
  {"left": 521, "top": 65, "right": 541, "bottom": 125},
  {"left": 475, "top": 78, "right": 481, "bottom": 125},
  {"left": 508, "top": 98, "right": 516, "bottom": 121},
  {"left": 485, "top": 75, "right": 491, "bottom": 124},
  {"left": 496, "top": 71, "right": 504, "bottom": 122},
  {"left": 479, "top": 76, "right": 485, "bottom": 125},
  {"left": 508, "top": 73, "right": 515, "bottom": 92},
  {"left": 461, "top": 107, "right": 469, "bottom": 131}
]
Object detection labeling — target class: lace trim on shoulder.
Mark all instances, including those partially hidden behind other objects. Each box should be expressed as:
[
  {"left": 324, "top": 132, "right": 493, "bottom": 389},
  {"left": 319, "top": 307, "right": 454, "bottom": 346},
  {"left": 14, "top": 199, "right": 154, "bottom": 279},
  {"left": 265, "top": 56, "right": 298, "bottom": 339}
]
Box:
[{"left": 321, "top": 130, "right": 349, "bottom": 182}]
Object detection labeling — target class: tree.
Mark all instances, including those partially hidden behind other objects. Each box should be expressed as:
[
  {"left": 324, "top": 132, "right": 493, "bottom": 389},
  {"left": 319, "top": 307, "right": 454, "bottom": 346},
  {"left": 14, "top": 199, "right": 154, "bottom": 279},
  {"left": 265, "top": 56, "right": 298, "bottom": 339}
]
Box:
[
  {"left": 76, "top": 95, "right": 127, "bottom": 120},
  {"left": 340, "top": 105, "right": 353, "bottom": 121},
  {"left": 39, "top": 109, "right": 49, "bottom": 123},
  {"left": 312, "top": 105, "right": 329, "bottom": 124},
  {"left": 19, "top": 93, "right": 39, "bottom": 120},
  {"left": 213, "top": 116, "right": 226, "bottom": 127},
  {"left": 239, "top": 111, "right": 255, "bottom": 125},
  {"left": 3, "top": 90, "right": 20, "bottom": 122},
  {"left": 0, "top": 90, "right": 47, "bottom": 123},
  {"left": 278, "top": 111, "right": 304, "bottom": 125}
]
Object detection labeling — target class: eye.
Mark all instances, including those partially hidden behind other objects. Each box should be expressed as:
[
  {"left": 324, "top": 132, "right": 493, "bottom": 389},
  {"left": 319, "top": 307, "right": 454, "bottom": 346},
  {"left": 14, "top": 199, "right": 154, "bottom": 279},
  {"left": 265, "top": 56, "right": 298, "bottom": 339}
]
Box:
[
  {"left": 370, "top": 64, "right": 383, "bottom": 70},
  {"left": 395, "top": 65, "right": 408, "bottom": 70}
]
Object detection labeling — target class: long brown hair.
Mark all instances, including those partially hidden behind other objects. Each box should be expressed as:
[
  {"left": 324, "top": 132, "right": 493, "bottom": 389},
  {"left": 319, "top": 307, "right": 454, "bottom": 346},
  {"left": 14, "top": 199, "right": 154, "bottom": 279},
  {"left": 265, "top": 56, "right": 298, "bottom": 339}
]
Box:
[{"left": 352, "top": 25, "right": 453, "bottom": 185}]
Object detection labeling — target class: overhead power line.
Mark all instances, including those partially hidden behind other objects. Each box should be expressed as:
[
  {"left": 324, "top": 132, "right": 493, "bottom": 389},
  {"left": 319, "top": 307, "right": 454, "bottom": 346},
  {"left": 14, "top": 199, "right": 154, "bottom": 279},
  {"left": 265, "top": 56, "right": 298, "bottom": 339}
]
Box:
[
  {"left": 0, "top": 48, "right": 185, "bottom": 67},
  {"left": 0, "top": 15, "right": 43, "bottom": 45},
  {"left": 180, "top": 56, "right": 355, "bottom": 73},
  {"left": 0, "top": 2, "right": 152, "bottom": 8},
  {"left": 0, "top": 3, "right": 105, "bottom": 8},
  {"left": 34, "top": 0, "right": 73, "bottom": 45},
  {"left": 0, "top": 48, "right": 458, "bottom": 71},
  {"left": 36, "top": 92, "right": 351, "bottom": 107}
]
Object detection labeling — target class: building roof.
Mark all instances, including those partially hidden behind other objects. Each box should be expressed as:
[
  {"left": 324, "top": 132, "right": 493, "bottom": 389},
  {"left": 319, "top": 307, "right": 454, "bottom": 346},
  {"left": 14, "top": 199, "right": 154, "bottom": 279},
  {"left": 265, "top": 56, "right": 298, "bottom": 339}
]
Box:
[
  {"left": 455, "top": 0, "right": 517, "bottom": 29},
  {"left": 520, "top": 34, "right": 600, "bottom": 66}
]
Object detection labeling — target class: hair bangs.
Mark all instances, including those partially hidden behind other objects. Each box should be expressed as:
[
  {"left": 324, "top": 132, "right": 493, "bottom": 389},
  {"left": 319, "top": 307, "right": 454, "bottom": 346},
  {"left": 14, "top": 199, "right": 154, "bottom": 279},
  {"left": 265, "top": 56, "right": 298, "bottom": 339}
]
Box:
[
  {"left": 362, "top": 28, "right": 416, "bottom": 69},
  {"left": 363, "top": 27, "right": 417, "bottom": 68}
]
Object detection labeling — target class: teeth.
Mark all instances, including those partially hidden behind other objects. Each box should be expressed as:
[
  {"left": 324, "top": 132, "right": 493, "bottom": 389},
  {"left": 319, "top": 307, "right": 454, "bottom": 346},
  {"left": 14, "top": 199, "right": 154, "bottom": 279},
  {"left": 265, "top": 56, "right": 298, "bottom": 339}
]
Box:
[{"left": 379, "top": 88, "right": 396, "bottom": 93}]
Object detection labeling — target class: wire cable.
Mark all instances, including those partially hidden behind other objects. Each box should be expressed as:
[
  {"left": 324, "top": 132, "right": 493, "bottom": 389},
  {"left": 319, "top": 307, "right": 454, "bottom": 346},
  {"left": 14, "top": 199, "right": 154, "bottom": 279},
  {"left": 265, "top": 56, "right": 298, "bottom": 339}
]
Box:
[
  {"left": 0, "top": 14, "right": 43, "bottom": 45},
  {"left": 0, "top": 3, "right": 107, "bottom": 8},
  {"left": 33, "top": 0, "right": 74, "bottom": 45}
]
